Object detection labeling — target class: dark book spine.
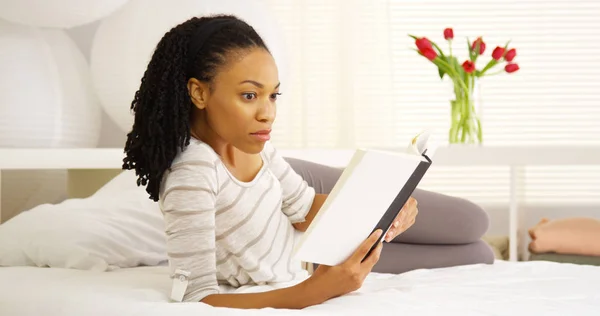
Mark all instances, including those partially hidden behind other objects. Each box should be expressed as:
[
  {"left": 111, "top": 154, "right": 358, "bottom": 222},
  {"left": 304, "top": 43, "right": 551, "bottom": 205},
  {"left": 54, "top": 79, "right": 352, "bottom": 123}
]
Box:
[{"left": 362, "top": 153, "right": 432, "bottom": 262}]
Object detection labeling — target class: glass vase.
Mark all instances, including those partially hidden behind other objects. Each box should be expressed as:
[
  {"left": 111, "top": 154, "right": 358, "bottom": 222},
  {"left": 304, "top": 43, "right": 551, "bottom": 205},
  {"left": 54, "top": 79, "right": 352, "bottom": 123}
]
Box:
[{"left": 449, "top": 79, "right": 482, "bottom": 144}]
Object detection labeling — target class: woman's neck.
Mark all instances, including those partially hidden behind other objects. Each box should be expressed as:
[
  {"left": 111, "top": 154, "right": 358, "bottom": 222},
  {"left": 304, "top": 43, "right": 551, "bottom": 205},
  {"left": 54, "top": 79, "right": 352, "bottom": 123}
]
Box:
[{"left": 190, "top": 113, "right": 238, "bottom": 166}]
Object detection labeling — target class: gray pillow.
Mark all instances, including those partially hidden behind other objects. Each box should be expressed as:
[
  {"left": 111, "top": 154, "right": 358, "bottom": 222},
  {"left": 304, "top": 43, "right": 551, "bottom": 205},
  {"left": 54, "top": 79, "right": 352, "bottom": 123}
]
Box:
[{"left": 373, "top": 240, "right": 495, "bottom": 274}]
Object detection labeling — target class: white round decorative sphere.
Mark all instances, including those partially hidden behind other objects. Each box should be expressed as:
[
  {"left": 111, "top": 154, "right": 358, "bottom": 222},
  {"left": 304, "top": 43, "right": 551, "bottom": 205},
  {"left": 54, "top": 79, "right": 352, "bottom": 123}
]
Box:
[
  {"left": 90, "top": 0, "right": 288, "bottom": 133},
  {"left": 0, "top": 0, "right": 130, "bottom": 28},
  {"left": 0, "top": 19, "right": 101, "bottom": 148}
]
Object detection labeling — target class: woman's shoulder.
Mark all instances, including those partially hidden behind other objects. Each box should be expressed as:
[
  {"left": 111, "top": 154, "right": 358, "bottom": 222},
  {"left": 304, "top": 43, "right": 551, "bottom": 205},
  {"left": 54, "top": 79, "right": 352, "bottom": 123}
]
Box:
[
  {"left": 164, "top": 139, "right": 221, "bottom": 187},
  {"left": 171, "top": 138, "right": 220, "bottom": 167},
  {"left": 160, "top": 139, "right": 221, "bottom": 200}
]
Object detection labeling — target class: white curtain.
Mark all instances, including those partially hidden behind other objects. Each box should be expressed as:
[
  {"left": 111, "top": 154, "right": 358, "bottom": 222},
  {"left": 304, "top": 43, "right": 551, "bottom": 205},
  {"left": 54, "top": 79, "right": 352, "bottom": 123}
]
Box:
[{"left": 264, "top": 0, "right": 600, "bottom": 208}]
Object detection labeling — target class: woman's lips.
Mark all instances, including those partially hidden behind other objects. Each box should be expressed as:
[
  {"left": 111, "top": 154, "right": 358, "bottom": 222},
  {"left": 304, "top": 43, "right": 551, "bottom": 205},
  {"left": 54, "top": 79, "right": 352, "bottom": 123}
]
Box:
[{"left": 250, "top": 129, "right": 271, "bottom": 141}]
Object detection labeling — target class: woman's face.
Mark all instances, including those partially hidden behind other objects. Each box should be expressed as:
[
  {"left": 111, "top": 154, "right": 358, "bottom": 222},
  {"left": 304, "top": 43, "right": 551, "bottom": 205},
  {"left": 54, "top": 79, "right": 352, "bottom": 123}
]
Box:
[{"left": 188, "top": 47, "right": 280, "bottom": 154}]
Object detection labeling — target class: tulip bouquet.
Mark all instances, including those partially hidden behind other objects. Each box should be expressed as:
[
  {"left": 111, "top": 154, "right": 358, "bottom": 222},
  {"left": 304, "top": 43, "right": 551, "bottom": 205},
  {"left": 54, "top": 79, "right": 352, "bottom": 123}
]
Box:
[{"left": 409, "top": 28, "right": 519, "bottom": 144}]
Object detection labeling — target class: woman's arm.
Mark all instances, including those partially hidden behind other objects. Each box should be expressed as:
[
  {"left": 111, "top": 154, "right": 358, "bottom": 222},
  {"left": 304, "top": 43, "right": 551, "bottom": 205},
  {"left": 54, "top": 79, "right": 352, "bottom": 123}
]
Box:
[
  {"left": 201, "top": 277, "right": 326, "bottom": 309},
  {"left": 292, "top": 193, "right": 328, "bottom": 232}
]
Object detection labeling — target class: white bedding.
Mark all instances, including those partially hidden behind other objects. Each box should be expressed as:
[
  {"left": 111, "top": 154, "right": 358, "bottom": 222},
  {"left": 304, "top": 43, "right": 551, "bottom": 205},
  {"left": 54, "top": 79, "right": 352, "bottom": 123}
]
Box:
[{"left": 1, "top": 260, "right": 599, "bottom": 316}]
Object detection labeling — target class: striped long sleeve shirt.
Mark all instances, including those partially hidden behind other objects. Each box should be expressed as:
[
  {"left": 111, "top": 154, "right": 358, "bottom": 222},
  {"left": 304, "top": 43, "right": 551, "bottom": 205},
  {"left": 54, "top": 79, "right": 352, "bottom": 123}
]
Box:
[{"left": 158, "top": 138, "right": 316, "bottom": 302}]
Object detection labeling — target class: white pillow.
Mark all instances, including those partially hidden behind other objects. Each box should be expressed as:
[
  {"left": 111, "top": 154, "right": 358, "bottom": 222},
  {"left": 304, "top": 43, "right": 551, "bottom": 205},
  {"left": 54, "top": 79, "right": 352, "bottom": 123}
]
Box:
[{"left": 0, "top": 170, "right": 167, "bottom": 271}]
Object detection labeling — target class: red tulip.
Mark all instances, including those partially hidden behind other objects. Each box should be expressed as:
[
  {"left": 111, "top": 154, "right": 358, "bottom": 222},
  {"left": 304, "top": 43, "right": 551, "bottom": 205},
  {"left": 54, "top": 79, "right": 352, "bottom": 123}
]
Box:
[
  {"left": 471, "top": 37, "right": 486, "bottom": 55},
  {"left": 462, "top": 60, "right": 475, "bottom": 73},
  {"left": 492, "top": 46, "right": 505, "bottom": 60},
  {"left": 444, "top": 28, "right": 454, "bottom": 40},
  {"left": 504, "top": 48, "right": 516, "bottom": 62},
  {"left": 505, "top": 63, "right": 519, "bottom": 73},
  {"left": 415, "top": 37, "right": 432, "bottom": 51},
  {"left": 421, "top": 48, "right": 438, "bottom": 61}
]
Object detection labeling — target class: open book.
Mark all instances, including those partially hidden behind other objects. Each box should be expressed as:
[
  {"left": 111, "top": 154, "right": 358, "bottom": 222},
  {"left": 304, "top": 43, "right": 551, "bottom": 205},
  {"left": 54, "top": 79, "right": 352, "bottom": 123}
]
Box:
[{"left": 292, "top": 131, "right": 435, "bottom": 266}]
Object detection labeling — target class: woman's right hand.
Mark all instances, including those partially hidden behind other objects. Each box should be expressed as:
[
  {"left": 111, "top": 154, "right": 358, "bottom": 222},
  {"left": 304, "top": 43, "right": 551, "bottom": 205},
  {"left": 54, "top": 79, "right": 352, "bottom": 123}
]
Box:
[
  {"left": 306, "top": 229, "right": 384, "bottom": 300},
  {"left": 199, "top": 230, "right": 384, "bottom": 309}
]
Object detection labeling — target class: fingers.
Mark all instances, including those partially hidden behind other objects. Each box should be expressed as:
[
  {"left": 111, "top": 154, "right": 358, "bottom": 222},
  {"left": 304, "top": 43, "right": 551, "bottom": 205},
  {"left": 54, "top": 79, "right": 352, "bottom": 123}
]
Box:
[
  {"left": 398, "top": 197, "right": 417, "bottom": 221},
  {"left": 389, "top": 200, "right": 411, "bottom": 231},
  {"left": 410, "top": 196, "right": 418, "bottom": 205},
  {"left": 348, "top": 198, "right": 418, "bottom": 263},
  {"left": 361, "top": 238, "right": 383, "bottom": 268},
  {"left": 385, "top": 229, "right": 395, "bottom": 242},
  {"left": 398, "top": 213, "right": 417, "bottom": 230},
  {"left": 405, "top": 216, "right": 416, "bottom": 229},
  {"left": 386, "top": 218, "right": 402, "bottom": 241},
  {"left": 348, "top": 229, "right": 382, "bottom": 263},
  {"left": 385, "top": 215, "right": 406, "bottom": 242},
  {"left": 386, "top": 202, "right": 419, "bottom": 242}
]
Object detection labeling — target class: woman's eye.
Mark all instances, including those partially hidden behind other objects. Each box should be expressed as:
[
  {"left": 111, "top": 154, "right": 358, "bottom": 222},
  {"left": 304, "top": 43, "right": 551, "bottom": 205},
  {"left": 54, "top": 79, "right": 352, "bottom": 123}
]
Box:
[
  {"left": 242, "top": 93, "right": 256, "bottom": 100},
  {"left": 270, "top": 93, "right": 282, "bottom": 100}
]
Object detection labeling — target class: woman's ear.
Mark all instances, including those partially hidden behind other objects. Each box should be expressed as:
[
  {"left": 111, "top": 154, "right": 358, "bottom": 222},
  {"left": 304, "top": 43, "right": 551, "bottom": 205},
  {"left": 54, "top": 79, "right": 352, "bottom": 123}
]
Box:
[{"left": 187, "top": 78, "right": 210, "bottom": 110}]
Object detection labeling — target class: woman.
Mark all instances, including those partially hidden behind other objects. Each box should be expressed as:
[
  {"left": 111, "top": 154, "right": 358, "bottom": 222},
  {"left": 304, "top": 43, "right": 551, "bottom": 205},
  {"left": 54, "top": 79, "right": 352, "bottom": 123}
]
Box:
[{"left": 122, "top": 14, "right": 471, "bottom": 309}]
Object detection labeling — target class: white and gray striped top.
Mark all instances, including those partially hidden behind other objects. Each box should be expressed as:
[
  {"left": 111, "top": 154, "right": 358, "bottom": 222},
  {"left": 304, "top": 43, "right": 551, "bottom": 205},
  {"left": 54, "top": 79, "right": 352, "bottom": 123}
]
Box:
[{"left": 158, "top": 138, "right": 315, "bottom": 302}]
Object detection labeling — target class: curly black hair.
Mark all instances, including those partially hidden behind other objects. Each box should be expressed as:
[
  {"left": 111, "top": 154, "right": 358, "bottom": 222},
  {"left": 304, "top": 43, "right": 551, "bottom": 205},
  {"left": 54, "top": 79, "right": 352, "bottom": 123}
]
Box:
[{"left": 122, "top": 14, "right": 269, "bottom": 201}]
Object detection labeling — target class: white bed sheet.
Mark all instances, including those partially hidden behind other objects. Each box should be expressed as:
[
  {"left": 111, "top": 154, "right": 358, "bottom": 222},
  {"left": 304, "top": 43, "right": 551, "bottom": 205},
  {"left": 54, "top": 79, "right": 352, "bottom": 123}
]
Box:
[{"left": 1, "top": 260, "right": 599, "bottom": 316}]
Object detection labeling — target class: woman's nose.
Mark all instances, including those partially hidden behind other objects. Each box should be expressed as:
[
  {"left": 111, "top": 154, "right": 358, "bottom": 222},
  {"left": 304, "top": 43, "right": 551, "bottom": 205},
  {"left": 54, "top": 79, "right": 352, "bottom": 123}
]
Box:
[{"left": 257, "top": 101, "right": 275, "bottom": 122}]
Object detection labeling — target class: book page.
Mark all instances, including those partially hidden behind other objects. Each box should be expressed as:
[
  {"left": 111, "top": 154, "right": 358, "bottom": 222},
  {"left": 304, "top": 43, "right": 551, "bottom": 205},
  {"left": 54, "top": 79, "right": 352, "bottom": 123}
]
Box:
[
  {"left": 293, "top": 149, "right": 426, "bottom": 266},
  {"left": 406, "top": 129, "right": 438, "bottom": 159}
]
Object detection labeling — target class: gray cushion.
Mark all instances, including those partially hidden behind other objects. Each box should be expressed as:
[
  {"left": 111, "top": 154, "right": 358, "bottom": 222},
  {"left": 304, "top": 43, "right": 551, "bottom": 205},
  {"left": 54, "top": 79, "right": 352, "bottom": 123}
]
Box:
[
  {"left": 373, "top": 240, "right": 495, "bottom": 274},
  {"left": 394, "top": 189, "right": 490, "bottom": 245}
]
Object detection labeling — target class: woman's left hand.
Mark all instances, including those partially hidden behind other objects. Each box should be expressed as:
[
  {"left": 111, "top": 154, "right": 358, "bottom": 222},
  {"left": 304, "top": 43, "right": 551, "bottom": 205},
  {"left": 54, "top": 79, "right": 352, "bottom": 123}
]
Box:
[{"left": 384, "top": 196, "right": 418, "bottom": 242}]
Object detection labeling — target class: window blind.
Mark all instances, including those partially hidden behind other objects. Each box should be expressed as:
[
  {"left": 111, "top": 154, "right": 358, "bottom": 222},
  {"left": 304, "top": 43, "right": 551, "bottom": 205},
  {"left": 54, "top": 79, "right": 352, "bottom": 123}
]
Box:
[
  {"left": 265, "top": 0, "right": 398, "bottom": 149},
  {"left": 263, "top": 0, "right": 600, "bottom": 206}
]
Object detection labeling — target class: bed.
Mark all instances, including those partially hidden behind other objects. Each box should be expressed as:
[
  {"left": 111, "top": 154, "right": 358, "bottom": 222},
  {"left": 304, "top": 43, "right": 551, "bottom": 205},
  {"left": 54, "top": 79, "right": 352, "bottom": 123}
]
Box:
[
  {"left": 1, "top": 168, "right": 600, "bottom": 315},
  {"left": 1, "top": 261, "right": 599, "bottom": 315}
]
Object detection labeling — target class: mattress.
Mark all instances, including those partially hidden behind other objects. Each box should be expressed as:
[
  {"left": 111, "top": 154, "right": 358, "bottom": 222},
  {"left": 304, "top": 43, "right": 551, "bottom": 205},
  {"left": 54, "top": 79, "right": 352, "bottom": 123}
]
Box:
[{"left": 1, "top": 260, "right": 599, "bottom": 316}]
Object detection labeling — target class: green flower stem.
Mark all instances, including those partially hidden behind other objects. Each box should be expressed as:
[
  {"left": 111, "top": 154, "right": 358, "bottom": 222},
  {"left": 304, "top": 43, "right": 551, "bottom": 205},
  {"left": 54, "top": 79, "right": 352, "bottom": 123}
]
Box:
[
  {"left": 449, "top": 74, "right": 482, "bottom": 144},
  {"left": 435, "top": 58, "right": 468, "bottom": 91}
]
